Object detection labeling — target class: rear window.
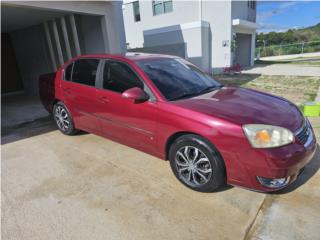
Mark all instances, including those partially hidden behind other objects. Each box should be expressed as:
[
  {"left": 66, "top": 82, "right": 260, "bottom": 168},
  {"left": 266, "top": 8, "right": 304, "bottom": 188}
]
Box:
[
  {"left": 64, "top": 63, "right": 73, "bottom": 81},
  {"left": 72, "top": 59, "right": 99, "bottom": 87}
]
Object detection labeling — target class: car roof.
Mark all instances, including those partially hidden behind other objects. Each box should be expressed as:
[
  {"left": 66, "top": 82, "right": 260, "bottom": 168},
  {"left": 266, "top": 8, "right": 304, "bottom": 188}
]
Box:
[
  {"left": 123, "top": 52, "right": 177, "bottom": 61},
  {"left": 75, "top": 52, "right": 177, "bottom": 62}
]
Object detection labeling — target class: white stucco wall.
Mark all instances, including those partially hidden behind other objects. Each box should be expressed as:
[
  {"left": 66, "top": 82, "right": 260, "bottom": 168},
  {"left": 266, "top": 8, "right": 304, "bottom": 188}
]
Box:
[
  {"left": 123, "top": 0, "right": 256, "bottom": 71},
  {"left": 142, "top": 21, "right": 210, "bottom": 71},
  {"left": 101, "top": 1, "right": 127, "bottom": 54},
  {"left": 231, "top": 1, "right": 256, "bottom": 22},
  {"left": 123, "top": 0, "right": 199, "bottom": 49},
  {"left": 202, "top": 1, "right": 232, "bottom": 70},
  {"left": 124, "top": 0, "right": 234, "bottom": 71}
]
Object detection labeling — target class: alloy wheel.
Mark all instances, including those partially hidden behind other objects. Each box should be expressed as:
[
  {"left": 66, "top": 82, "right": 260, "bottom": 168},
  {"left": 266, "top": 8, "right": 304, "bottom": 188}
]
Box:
[
  {"left": 175, "top": 146, "right": 213, "bottom": 187},
  {"left": 54, "top": 106, "right": 70, "bottom": 131}
]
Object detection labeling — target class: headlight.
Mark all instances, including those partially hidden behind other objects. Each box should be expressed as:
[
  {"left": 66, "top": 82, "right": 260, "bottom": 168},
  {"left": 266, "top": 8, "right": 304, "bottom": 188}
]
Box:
[{"left": 243, "top": 124, "right": 294, "bottom": 148}]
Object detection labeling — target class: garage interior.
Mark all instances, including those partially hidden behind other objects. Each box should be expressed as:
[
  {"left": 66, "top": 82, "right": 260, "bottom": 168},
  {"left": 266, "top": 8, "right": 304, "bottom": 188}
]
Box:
[{"left": 1, "top": 2, "right": 124, "bottom": 131}]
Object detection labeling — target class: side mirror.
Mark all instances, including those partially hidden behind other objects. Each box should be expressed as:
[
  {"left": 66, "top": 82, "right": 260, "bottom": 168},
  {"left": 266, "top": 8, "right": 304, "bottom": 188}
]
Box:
[{"left": 122, "top": 87, "right": 149, "bottom": 103}]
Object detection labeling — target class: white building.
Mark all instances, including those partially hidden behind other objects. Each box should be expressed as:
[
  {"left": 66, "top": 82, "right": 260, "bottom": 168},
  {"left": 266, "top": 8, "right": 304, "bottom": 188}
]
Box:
[
  {"left": 123, "top": 0, "right": 258, "bottom": 73},
  {"left": 2, "top": 1, "right": 126, "bottom": 96}
]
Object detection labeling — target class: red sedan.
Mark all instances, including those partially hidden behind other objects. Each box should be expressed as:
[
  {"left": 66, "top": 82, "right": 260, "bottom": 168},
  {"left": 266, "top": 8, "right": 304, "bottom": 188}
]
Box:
[{"left": 39, "top": 53, "right": 317, "bottom": 192}]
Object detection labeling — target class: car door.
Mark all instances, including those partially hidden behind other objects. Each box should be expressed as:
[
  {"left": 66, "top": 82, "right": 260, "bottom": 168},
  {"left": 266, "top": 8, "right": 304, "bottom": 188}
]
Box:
[
  {"left": 95, "top": 59, "right": 158, "bottom": 152},
  {"left": 62, "top": 58, "right": 101, "bottom": 132}
]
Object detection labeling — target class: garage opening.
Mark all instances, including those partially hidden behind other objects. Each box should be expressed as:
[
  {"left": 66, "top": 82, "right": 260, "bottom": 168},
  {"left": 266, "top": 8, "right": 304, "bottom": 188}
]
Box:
[
  {"left": 1, "top": 3, "right": 110, "bottom": 141},
  {"left": 234, "top": 33, "right": 252, "bottom": 67},
  {"left": 1, "top": 33, "right": 23, "bottom": 95},
  {"left": 2, "top": 4, "right": 107, "bottom": 96}
]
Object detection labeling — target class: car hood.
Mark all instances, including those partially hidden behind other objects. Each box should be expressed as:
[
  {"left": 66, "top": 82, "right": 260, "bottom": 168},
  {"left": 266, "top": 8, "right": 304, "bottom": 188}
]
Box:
[{"left": 172, "top": 87, "right": 303, "bottom": 131}]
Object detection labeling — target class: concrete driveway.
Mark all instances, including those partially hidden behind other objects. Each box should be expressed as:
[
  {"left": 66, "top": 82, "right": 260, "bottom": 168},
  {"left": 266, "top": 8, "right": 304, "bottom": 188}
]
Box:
[
  {"left": 2, "top": 105, "right": 320, "bottom": 240},
  {"left": 243, "top": 64, "right": 320, "bottom": 77}
]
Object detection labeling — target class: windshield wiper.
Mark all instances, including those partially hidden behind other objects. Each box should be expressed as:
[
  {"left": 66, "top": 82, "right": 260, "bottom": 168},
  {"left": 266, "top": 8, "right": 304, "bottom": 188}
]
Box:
[
  {"left": 197, "top": 85, "right": 223, "bottom": 95},
  {"left": 169, "top": 92, "right": 200, "bottom": 101},
  {"left": 169, "top": 85, "right": 223, "bottom": 101}
]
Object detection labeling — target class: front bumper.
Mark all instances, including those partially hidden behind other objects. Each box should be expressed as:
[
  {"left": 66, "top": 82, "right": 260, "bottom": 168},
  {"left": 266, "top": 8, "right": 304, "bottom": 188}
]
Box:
[{"left": 226, "top": 122, "right": 317, "bottom": 192}]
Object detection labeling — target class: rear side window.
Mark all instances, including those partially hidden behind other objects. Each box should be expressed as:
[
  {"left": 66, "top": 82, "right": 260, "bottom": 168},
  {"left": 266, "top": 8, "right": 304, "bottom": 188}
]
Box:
[
  {"left": 64, "top": 63, "right": 73, "bottom": 81},
  {"left": 103, "top": 61, "right": 144, "bottom": 93},
  {"left": 72, "top": 59, "right": 99, "bottom": 87}
]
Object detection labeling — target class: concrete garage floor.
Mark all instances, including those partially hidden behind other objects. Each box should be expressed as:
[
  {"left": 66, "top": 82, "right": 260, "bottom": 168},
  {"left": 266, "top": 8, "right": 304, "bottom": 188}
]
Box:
[
  {"left": 2, "top": 98, "right": 320, "bottom": 240},
  {"left": 2, "top": 94, "right": 49, "bottom": 129}
]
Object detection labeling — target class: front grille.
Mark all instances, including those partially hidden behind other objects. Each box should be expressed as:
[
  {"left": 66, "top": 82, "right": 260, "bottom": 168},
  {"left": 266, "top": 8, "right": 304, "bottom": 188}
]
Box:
[{"left": 296, "top": 121, "right": 310, "bottom": 145}]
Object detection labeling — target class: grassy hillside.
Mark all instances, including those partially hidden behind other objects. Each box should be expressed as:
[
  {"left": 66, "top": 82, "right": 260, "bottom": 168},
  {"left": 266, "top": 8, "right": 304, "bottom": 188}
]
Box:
[{"left": 256, "top": 23, "right": 320, "bottom": 47}]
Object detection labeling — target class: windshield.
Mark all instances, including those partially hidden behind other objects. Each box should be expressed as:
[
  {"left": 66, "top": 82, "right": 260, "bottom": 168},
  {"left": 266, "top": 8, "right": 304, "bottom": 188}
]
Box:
[{"left": 136, "top": 58, "right": 222, "bottom": 101}]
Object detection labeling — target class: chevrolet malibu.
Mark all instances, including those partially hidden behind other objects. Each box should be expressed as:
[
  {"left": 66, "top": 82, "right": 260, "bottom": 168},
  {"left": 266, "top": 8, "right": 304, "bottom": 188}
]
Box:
[{"left": 39, "top": 53, "right": 317, "bottom": 192}]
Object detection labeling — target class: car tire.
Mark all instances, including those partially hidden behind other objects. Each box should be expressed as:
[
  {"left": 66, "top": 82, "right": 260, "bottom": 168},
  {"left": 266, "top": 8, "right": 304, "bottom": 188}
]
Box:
[
  {"left": 169, "top": 134, "right": 226, "bottom": 192},
  {"left": 53, "top": 102, "right": 79, "bottom": 135}
]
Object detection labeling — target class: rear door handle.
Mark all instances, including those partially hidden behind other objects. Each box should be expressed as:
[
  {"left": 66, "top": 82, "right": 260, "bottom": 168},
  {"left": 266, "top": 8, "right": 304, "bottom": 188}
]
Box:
[{"left": 98, "top": 96, "right": 110, "bottom": 103}]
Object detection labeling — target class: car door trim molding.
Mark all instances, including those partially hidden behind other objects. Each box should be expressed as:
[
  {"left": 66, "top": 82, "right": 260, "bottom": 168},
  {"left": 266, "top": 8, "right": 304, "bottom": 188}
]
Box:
[{"left": 96, "top": 114, "right": 154, "bottom": 137}]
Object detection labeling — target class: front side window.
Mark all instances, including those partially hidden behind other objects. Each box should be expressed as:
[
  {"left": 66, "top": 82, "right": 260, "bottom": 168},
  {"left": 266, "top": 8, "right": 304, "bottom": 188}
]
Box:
[
  {"left": 137, "top": 58, "right": 221, "bottom": 101},
  {"left": 133, "top": 1, "right": 141, "bottom": 22},
  {"left": 103, "top": 61, "right": 144, "bottom": 93},
  {"left": 72, "top": 59, "right": 99, "bottom": 87},
  {"left": 152, "top": 0, "right": 173, "bottom": 16}
]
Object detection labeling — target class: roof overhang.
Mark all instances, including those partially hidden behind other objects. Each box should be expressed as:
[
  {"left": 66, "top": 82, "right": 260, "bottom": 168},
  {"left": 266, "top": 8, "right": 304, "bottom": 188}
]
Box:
[{"left": 232, "top": 19, "right": 259, "bottom": 30}]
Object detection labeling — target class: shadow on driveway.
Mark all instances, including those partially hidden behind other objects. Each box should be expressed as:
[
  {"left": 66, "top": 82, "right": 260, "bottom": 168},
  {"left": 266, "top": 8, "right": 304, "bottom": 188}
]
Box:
[
  {"left": 1, "top": 116, "right": 56, "bottom": 145},
  {"left": 1, "top": 115, "right": 89, "bottom": 145}
]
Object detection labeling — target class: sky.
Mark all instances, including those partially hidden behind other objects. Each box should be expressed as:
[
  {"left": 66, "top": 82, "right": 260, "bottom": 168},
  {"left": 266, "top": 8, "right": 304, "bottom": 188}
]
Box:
[{"left": 257, "top": 1, "right": 320, "bottom": 33}]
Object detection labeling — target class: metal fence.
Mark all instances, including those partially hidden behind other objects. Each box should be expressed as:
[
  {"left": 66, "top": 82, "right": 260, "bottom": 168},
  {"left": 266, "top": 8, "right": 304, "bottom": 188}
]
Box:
[{"left": 255, "top": 41, "right": 320, "bottom": 58}]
